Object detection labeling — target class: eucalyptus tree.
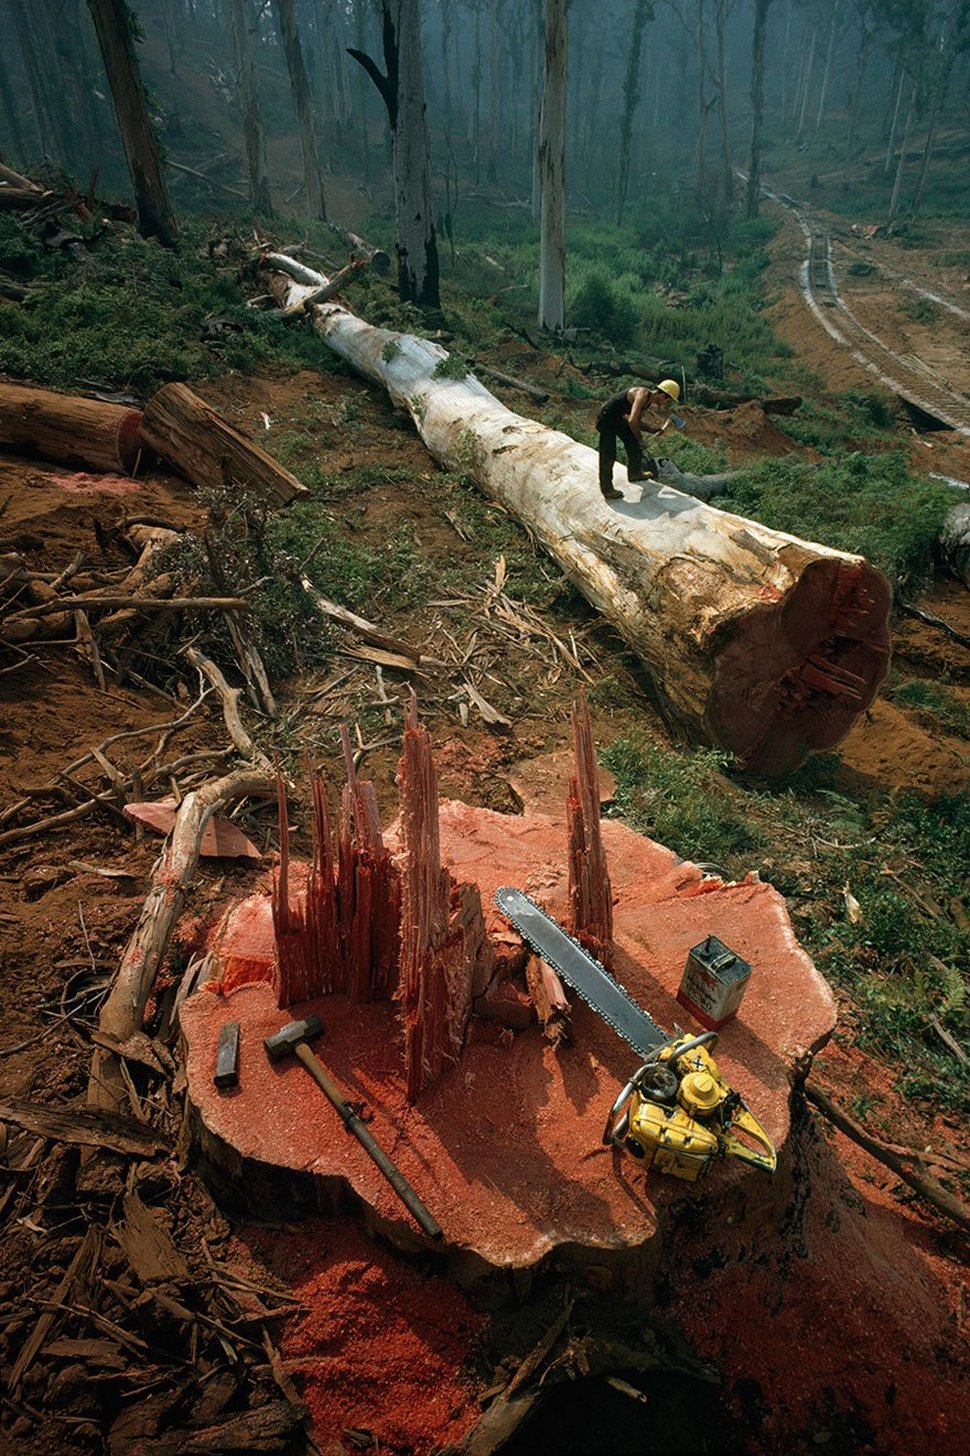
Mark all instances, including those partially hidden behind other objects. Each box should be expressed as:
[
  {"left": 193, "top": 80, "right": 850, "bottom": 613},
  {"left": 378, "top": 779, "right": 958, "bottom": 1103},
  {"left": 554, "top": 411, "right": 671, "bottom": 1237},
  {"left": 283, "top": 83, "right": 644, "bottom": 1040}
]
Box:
[
  {"left": 614, "top": 0, "right": 654, "bottom": 225},
  {"left": 349, "top": 0, "right": 441, "bottom": 309},
  {"left": 746, "top": 0, "right": 773, "bottom": 217},
  {"left": 537, "top": 0, "right": 567, "bottom": 331},
  {"left": 229, "top": 0, "right": 273, "bottom": 214},
  {"left": 273, "top": 0, "right": 327, "bottom": 219},
  {"left": 86, "top": 0, "right": 178, "bottom": 246}
]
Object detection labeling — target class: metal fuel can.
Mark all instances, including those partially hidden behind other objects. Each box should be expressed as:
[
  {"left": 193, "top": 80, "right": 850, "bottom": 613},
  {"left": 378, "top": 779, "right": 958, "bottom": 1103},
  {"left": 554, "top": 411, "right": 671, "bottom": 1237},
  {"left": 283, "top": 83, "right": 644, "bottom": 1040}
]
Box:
[{"left": 677, "top": 935, "right": 752, "bottom": 1031}]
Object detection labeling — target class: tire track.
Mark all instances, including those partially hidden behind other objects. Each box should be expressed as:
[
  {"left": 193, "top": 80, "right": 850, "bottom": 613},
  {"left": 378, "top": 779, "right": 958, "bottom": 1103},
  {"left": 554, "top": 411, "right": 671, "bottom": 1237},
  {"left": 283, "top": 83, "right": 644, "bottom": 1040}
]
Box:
[{"left": 768, "top": 190, "right": 970, "bottom": 437}]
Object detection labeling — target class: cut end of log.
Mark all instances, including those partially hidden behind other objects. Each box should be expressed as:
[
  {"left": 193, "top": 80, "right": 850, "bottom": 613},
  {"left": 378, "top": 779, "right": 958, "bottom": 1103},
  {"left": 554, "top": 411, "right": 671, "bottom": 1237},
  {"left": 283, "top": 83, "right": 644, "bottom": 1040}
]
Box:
[{"left": 708, "top": 554, "right": 892, "bottom": 775}]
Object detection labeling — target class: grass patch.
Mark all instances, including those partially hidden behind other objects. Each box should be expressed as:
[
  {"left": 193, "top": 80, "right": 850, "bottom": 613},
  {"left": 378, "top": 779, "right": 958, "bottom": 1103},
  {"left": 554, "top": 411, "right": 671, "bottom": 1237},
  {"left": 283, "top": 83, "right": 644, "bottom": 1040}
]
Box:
[
  {"left": 602, "top": 733, "right": 763, "bottom": 871},
  {"left": 604, "top": 727, "right": 970, "bottom": 1114},
  {"left": 714, "top": 452, "right": 953, "bottom": 592},
  {"left": 0, "top": 215, "right": 339, "bottom": 393},
  {"left": 888, "top": 677, "right": 970, "bottom": 739}
]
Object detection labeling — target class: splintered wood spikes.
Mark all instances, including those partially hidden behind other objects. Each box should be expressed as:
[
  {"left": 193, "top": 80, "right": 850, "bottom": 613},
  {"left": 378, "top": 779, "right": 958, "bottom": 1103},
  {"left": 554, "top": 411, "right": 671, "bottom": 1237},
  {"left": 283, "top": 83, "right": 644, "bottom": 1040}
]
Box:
[
  {"left": 567, "top": 690, "right": 613, "bottom": 963},
  {"left": 397, "top": 696, "right": 492, "bottom": 1101},
  {"left": 270, "top": 750, "right": 399, "bottom": 1008},
  {"left": 257, "top": 697, "right": 609, "bottom": 1099}
]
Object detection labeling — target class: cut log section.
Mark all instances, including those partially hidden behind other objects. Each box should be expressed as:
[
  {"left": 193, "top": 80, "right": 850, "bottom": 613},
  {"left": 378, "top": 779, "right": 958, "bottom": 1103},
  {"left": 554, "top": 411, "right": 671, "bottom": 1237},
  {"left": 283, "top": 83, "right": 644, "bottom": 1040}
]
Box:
[
  {"left": 0, "top": 380, "right": 143, "bottom": 473},
  {"left": 264, "top": 264, "right": 892, "bottom": 774},
  {"left": 138, "top": 383, "right": 308, "bottom": 507}
]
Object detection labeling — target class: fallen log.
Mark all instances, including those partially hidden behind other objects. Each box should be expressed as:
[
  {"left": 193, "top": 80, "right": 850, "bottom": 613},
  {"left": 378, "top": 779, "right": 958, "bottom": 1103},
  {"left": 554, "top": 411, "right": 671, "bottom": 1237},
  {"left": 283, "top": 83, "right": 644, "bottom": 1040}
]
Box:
[
  {"left": 264, "top": 263, "right": 892, "bottom": 774},
  {"left": 0, "top": 380, "right": 143, "bottom": 473},
  {"left": 138, "top": 383, "right": 308, "bottom": 507},
  {"left": 88, "top": 766, "right": 274, "bottom": 1113},
  {"left": 654, "top": 458, "right": 738, "bottom": 502},
  {"left": 805, "top": 1083, "right": 970, "bottom": 1233},
  {"left": 325, "top": 224, "right": 392, "bottom": 275},
  {"left": 279, "top": 256, "right": 367, "bottom": 316}
]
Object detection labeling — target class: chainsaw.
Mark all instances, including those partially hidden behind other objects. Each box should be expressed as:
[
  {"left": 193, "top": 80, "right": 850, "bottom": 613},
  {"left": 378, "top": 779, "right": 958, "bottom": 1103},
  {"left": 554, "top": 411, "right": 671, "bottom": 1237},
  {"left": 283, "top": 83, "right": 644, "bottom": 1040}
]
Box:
[{"left": 495, "top": 887, "right": 776, "bottom": 1183}]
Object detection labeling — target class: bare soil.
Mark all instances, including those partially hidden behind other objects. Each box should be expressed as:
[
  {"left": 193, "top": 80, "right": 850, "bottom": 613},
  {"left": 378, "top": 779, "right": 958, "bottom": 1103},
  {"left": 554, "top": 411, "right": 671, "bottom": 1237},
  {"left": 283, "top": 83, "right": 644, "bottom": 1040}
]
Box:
[{"left": 2, "top": 282, "right": 969, "bottom": 1452}]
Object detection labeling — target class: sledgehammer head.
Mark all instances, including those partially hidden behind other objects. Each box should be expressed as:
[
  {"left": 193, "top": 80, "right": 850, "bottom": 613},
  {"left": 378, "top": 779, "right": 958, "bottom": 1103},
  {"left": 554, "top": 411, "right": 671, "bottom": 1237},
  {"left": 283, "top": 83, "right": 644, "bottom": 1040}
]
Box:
[{"left": 264, "top": 1014, "right": 324, "bottom": 1062}]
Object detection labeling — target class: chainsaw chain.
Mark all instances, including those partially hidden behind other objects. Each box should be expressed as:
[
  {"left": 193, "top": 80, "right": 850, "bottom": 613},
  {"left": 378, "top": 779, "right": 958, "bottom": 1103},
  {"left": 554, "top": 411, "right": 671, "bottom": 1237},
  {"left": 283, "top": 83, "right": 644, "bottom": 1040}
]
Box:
[{"left": 494, "top": 887, "right": 670, "bottom": 1057}]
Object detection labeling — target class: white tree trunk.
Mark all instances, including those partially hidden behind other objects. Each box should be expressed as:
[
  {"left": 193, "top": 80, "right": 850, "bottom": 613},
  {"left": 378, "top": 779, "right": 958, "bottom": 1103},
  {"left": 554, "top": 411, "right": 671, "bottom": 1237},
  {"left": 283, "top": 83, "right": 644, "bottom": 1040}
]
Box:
[
  {"left": 537, "top": 0, "right": 566, "bottom": 332},
  {"left": 393, "top": 0, "right": 439, "bottom": 308},
  {"left": 265, "top": 264, "right": 893, "bottom": 776}
]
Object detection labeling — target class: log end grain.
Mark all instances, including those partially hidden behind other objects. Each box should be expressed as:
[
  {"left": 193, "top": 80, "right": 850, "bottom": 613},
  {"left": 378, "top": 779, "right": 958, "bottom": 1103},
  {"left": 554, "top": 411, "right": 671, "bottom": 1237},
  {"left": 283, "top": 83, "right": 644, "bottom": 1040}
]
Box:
[{"left": 709, "top": 554, "right": 893, "bottom": 775}]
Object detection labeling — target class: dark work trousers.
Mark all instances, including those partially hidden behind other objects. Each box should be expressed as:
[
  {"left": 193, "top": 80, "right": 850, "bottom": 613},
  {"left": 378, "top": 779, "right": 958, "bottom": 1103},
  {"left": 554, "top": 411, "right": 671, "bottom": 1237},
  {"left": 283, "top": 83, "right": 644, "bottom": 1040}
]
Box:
[{"left": 597, "top": 415, "right": 655, "bottom": 492}]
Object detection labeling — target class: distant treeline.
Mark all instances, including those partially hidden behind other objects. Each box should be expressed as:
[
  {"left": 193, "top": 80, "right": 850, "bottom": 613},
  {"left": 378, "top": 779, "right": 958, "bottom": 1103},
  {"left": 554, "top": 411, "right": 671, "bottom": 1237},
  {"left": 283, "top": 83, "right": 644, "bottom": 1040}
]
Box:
[{"left": 2, "top": 1, "right": 968, "bottom": 228}]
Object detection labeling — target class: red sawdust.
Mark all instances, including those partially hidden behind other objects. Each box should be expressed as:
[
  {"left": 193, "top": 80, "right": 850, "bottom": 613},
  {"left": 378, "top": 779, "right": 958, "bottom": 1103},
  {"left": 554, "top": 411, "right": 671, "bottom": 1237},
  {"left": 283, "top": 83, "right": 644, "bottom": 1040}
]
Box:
[
  {"left": 240, "top": 1220, "right": 485, "bottom": 1454},
  {"left": 35, "top": 469, "right": 141, "bottom": 495}
]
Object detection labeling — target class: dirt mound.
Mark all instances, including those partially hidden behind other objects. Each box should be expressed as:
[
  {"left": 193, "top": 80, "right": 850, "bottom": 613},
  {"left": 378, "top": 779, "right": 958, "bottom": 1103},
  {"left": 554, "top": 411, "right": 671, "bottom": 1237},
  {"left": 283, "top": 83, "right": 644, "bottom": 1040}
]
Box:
[{"left": 685, "top": 399, "right": 807, "bottom": 462}]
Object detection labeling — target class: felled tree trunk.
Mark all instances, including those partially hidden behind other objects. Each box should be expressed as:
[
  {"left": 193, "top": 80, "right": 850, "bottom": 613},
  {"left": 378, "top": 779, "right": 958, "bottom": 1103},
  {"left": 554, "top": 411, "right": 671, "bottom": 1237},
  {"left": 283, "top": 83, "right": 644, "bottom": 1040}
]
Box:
[
  {"left": 264, "top": 264, "right": 892, "bottom": 776},
  {"left": 138, "top": 383, "right": 307, "bottom": 506},
  {"left": 0, "top": 380, "right": 143, "bottom": 472}
]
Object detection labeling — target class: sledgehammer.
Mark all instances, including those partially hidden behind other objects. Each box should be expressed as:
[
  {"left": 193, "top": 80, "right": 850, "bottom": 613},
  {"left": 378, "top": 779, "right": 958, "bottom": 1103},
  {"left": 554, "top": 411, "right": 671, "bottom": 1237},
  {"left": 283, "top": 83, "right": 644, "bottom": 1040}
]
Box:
[{"left": 263, "top": 1015, "right": 443, "bottom": 1241}]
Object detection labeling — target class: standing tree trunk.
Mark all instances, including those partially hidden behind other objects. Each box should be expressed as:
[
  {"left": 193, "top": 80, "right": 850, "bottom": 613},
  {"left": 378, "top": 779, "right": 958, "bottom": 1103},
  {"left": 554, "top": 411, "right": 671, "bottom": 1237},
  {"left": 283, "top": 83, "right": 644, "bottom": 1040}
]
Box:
[
  {"left": 614, "top": 0, "right": 649, "bottom": 226},
  {"left": 537, "top": 0, "right": 566, "bottom": 333},
  {"left": 264, "top": 261, "right": 893, "bottom": 778},
  {"left": 746, "top": 0, "right": 771, "bottom": 217},
  {"left": 273, "top": 0, "right": 326, "bottom": 219},
  {"left": 693, "top": 0, "right": 709, "bottom": 191},
  {"left": 713, "top": 0, "right": 734, "bottom": 207},
  {"left": 348, "top": 0, "right": 440, "bottom": 309},
  {"left": 86, "top": 0, "right": 178, "bottom": 247},
  {"left": 0, "top": 30, "right": 28, "bottom": 162},
  {"left": 813, "top": 0, "right": 840, "bottom": 132},
  {"left": 229, "top": 0, "right": 273, "bottom": 214},
  {"left": 10, "top": 0, "right": 58, "bottom": 159}
]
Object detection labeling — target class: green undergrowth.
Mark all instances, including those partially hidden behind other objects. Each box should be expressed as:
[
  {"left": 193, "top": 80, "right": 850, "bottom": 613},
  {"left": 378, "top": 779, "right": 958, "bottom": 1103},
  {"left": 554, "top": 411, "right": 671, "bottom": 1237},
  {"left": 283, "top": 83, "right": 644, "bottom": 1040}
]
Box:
[
  {"left": 713, "top": 452, "right": 953, "bottom": 593},
  {"left": 0, "top": 214, "right": 338, "bottom": 393},
  {"left": 603, "top": 730, "right": 970, "bottom": 1116},
  {"left": 887, "top": 676, "right": 970, "bottom": 740}
]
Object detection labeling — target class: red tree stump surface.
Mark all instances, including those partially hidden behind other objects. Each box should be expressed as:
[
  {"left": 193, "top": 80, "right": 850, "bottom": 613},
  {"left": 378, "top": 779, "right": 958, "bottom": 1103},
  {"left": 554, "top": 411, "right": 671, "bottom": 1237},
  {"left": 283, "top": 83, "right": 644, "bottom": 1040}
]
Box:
[{"left": 182, "top": 804, "right": 835, "bottom": 1288}]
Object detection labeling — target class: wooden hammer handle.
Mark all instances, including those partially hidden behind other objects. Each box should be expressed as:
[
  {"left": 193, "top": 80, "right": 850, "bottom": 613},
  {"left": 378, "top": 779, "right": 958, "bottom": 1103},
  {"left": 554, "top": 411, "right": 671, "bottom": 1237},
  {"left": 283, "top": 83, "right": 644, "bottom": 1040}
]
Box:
[{"left": 295, "top": 1042, "right": 443, "bottom": 1240}]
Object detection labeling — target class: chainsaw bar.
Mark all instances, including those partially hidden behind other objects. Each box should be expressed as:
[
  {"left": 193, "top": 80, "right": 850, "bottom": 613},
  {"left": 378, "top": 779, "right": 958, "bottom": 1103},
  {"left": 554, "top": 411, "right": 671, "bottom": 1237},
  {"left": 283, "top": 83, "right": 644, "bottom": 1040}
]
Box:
[{"left": 495, "top": 887, "right": 670, "bottom": 1058}]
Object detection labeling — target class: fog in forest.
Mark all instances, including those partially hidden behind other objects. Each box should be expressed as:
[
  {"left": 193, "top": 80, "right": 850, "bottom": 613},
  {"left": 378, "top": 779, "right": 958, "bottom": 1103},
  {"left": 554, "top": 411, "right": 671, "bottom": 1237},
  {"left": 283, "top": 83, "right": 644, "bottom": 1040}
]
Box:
[{"left": 2, "top": 1, "right": 968, "bottom": 267}]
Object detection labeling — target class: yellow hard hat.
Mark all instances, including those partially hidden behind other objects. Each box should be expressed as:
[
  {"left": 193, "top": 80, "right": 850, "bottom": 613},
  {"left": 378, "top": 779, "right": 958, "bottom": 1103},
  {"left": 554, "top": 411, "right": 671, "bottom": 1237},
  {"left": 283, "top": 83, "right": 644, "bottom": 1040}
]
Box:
[{"left": 656, "top": 378, "right": 681, "bottom": 402}]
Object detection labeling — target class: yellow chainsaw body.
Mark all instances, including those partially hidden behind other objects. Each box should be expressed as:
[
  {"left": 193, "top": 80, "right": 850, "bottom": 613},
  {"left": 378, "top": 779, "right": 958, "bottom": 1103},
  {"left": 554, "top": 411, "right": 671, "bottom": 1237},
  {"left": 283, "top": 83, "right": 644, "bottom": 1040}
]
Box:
[{"left": 611, "top": 1038, "right": 777, "bottom": 1183}]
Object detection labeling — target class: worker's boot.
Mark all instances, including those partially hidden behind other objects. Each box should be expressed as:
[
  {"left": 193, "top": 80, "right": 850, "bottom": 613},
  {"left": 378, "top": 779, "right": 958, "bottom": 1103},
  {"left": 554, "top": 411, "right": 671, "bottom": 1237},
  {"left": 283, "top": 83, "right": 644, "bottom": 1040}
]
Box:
[{"left": 601, "top": 486, "right": 623, "bottom": 500}]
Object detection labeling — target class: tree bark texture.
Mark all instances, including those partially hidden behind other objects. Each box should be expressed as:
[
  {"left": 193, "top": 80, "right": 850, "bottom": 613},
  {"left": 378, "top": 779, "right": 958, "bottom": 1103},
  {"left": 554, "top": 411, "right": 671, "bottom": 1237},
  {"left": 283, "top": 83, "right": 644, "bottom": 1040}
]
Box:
[
  {"left": 746, "top": 0, "right": 771, "bottom": 218},
  {"left": 537, "top": 0, "right": 566, "bottom": 332},
  {"left": 614, "top": 0, "right": 649, "bottom": 226},
  {"left": 138, "top": 382, "right": 308, "bottom": 506},
  {"left": 229, "top": 0, "right": 274, "bottom": 214},
  {"left": 347, "top": 1, "right": 439, "bottom": 308},
  {"left": 265, "top": 264, "right": 893, "bottom": 775},
  {"left": 86, "top": 0, "right": 178, "bottom": 247},
  {"left": 273, "top": 0, "right": 327, "bottom": 219},
  {"left": 0, "top": 380, "right": 143, "bottom": 472}
]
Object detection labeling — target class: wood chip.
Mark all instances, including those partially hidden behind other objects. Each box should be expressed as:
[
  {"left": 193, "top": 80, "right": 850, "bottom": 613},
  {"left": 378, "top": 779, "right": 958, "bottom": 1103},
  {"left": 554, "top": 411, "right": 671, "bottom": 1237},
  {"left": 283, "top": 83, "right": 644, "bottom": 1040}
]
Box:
[
  {"left": 0, "top": 1099, "right": 172, "bottom": 1157},
  {"left": 113, "top": 1191, "right": 189, "bottom": 1285}
]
